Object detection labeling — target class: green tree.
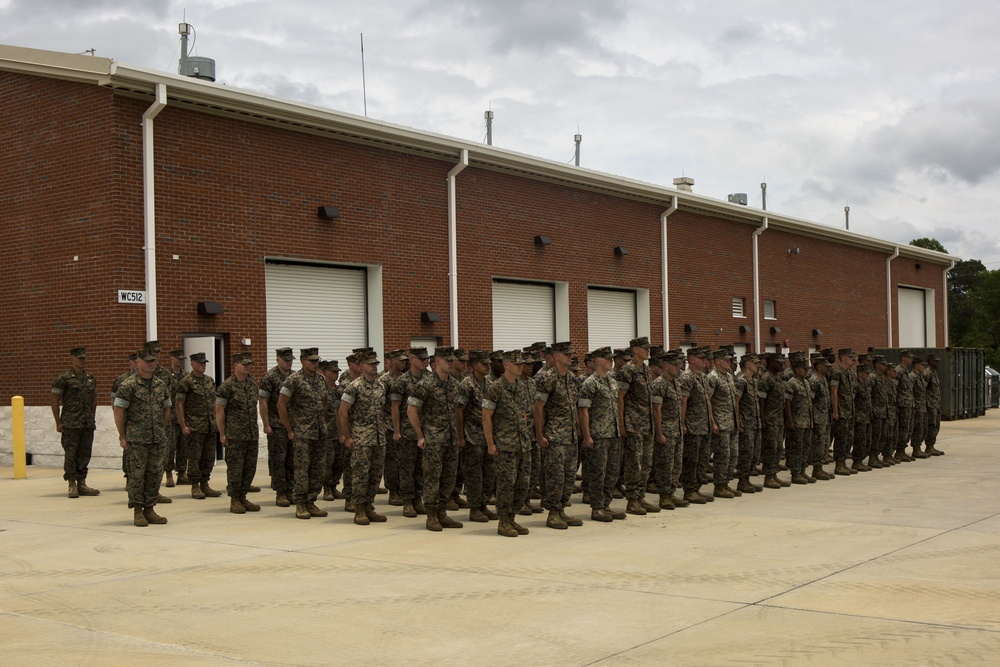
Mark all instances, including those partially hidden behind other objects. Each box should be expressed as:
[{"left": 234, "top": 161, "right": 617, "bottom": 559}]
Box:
[
  {"left": 910, "top": 237, "right": 948, "bottom": 254},
  {"left": 949, "top": 259, "right": 987, "bottom": 344}
]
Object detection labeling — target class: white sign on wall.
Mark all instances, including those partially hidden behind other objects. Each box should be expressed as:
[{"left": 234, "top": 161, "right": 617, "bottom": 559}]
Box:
[{"left": 118, "top": 290, "right": 146, "bottom": 304}]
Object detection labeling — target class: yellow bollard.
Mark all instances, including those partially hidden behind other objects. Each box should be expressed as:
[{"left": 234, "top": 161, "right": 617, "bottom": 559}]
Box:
[{"left": 12, "top": 396, "right": 26, "bottom": 479}]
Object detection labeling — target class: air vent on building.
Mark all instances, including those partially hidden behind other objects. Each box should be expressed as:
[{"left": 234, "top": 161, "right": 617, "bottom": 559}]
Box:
[
  {"left": 178, "top": 22, "right": 216, "bottom": 82},
  {"left": 728, "top": 193, "right": 748, "bottom": 205}
]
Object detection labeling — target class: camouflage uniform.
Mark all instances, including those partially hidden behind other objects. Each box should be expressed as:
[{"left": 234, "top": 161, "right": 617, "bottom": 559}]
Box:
[
  {"left": 885, "top": 373, "right": 900, "bottom": 457},
  {"left": 280, "top": 369, "right": 328, "bottom": 505},
  {"left": 259, "top": 364, "right": 293, "bottom": 494},
  {"left": 830, "top": 365, "right": 854, "bottom": 464},
  {"left": 390, "top": 369, "right": 430, "bottom": 502},
  {"left": 649, "top": 374, "right": 680, "bottom": 495},
  {"left": 870, "top": 370, "right": 890, "bottom": 461},
  {"left": 924, "top": 365, "right": 942, "bottom": 451},
  {"left": 708, "top": 367, "right": 738, "bottom": 485},
  {"left": 216, "top": 373, "right": 260, "bottom": 498},
  {"left": 910, "top": 368, "right": 928, "bottom": 452},
  {"left": 409, "top": 372, "right": 460, "bottom": 512},
  {"left": 757, "top": 369, "right": 786, "bottom": 477},
  {"left": 807, "top": 370, "right": 831, "bottom": 468},
  {"left": 784, "top": 374, "right": 814, "bottom": 475},
  {"left": 853, "top": 374, "right": 873, "bottom": 464},
  {"left": 378, "top": 369, "right": 402, "bottom": 497},
  {"left": 680, "top": 368, "right": 711, "bottom": 493},
  {"left": 483, "top": 376, "right": 533, "bottom": 518},
  {"left": 51, "top": 367, "right": 97, "bottom": 482},
  {"left": 618, "top": 360, "right": 655, "bottom": 500},
  {"left": 167, "top": 363, "right": 185, "bottom": 476},
  {"left": 457, "top": 373, "right": 496, "bottom": 510},
  {"left": 535, "top": 369, "right": 579, "bottom": 511},
  {"left": 894, "top": 364, "right": 915, "bottom": 454},
  {"left": 112, "top": 368, "right": 136, "bottom": 474},
  {"left": 342, "top": 375, "right": 388, "bottom": 509},
  {"left": 176, "top": 370, "right": 218, "bottom": 485},
  {"left": 115, "top": 373, "right": 172, "bottom": 509},
  {"left": 324, "top": 378, "right": 346, "bottom": 493},
  {"left": 734, "top": 372, "right": 760, "bottom": 480}
]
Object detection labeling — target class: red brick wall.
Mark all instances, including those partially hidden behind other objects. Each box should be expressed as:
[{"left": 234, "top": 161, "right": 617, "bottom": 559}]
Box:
[{"left": 0, "top": 72, "right": 951, "bottom": 406}]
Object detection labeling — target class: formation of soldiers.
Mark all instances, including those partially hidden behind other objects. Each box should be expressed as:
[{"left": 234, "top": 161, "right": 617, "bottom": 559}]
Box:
[{"left": 50, "top": 339, "right": 945, "bottom": 534}]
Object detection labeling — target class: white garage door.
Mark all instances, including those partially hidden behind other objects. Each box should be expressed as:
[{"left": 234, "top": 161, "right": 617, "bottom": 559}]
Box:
[
  {"left": 492, "top": 280, "right": 554, "bottom": 350},
  {"left": 587, "top": 288, "right": 637, "bottom": 350},
  {"left": 265, "top": 262, "right": 368, "bottom": 369},
  {"left": 898, "top": 286, "right": 927, "bottom": 347}
]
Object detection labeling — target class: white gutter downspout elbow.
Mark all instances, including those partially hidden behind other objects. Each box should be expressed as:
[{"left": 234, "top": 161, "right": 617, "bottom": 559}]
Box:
[
  {"left": 886, "top": 246, "right": 900, "bottom": 347},
  {"left": 447, "top": 149, "right": 469, "bottom": 346},
  {"left": 660, "top": 196, "right": 678, "bottom": 346},
  {"left": 142, "top": 83, "right": 167, "bottom": 342},
  {"left": 943, "top": 259, "right": 955, "bottom": 347},
  {"left": 752, "top": 216, "right": 769, "bottom": 354}
]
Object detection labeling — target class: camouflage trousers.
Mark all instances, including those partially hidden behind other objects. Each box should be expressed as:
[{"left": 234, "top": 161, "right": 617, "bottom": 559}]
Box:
[
  {"left": 925, "top": 410, "right": 941, "bottom": 448},
  {"left": 540, "top": 441, "right": 576, "bottom": 511},
  {"left": 291, "top": 437, "right": 325, "bottom": 504},
  {"left": 350, "top": 444, "right": 386, "bottom": 509},
  {"left": 495, "top": 447, "right": 531, "bottom": 517},
  {"left": 760, "top": 419, "right": 783, "bottom": 476},
  {"left": 885, "top": 418, "right": 898, "bottom": 456},
  {"left": 462, "top": 440, "right": 496, "bottom": 509},
  {"left": 324, "top": 430, "right": 348, "bottom": 491},
  {"left": 224, "top": 439, "right": 258, "bottom": 498},
  {"left": 911, "top": 410, "right": 928, "bottom": 451},
  {"left": 853, "top": 421, "right": 872, "bottom": 462},
  {"left": 125, "top": 440, "right": 165, "bottom": 509},
  {"left": 651, "top": 430, "right": 681, "bottom": 494},
  {"left": 61, "top": 427, "right": 95, "bottom": 481},
  {"left": 421, "top": 436, "right": 459, "bottom": 511},
  {"left": 267, "top": 428, "right": 294, "bottom": 494},
  {"left": 809, "top": 423, "right": 830, "bottom": 467},
  {"left": 623, "top": 429, "right": 653, "bottom": 500},
  {"left": 584, "top": 437, "right": 623, "bottom": 508},
  {"left": 397, "top": 437, "right": 424, "bottom": 502},
  {"left": 832, "top": 417, "right": 854, "bottom": 463},
  {"left": 165, "top": 421, "right": 181, "bottom": 473},
  {"left": 710, "top": 429, "right": 736, "bottom": 484},
  {"left": 186, "top": 431, "right": 218, "bottom": 484},
  {"left": 737, "top": 426, "right": 761, "bottom": 479},
  {"left": 530, "top": 440, "right": 541, "bottom": 493},
  {"left": 681, "top": 432, "right": 709, "bottom": 493},
  {"left": 870, "top": 416, "right": 886, "bottom": 459},
  {"left": 383, "top": 429, "right": 399, "bottom": 494},
  {"left": 786, "top": 428, "right": 809, "bottom": 475},
  {"left": 895, "top": 407, "right": 914, "bottom": 453}
]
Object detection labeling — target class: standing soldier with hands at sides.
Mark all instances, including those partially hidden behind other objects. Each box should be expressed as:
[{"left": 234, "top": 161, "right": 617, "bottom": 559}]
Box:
[
  {"left": 339, "top": 349, "right": 389, "bottom": 526},
  {"left": 215, "top": 352, "right": 261, "bottom": 514},
  {"left": 258, "top": 348, "right": 295, "bottom": 507},
  {"left": 51, "top": 347, "right": 100, "bottom": 498},
  {"left": 176, "top": 352, "right": 221, "bottom": 500},
  {"left": 278, "top": 348, "right": 329, "bottom": 520}
]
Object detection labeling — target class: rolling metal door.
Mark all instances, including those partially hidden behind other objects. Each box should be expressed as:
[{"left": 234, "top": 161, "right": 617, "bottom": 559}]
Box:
[
  {"left": 492, "top": 280, "right": 555, "bottom": 350},
  {"left": 587, "top": 288, "right": 637, "bottom": 350}
]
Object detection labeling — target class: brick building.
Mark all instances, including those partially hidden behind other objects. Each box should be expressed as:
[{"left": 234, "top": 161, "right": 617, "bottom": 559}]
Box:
[{"left": 0, "top": 45, "right": 952, "bottom": 467}]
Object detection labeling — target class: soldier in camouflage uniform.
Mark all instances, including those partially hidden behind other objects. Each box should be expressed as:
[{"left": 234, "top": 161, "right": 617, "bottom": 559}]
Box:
[
  {"left": 165, "top": 350, "right": 186, "bottom": 487},
  {"left": 651, "top": 350, "right": 689, "bottom": 510},
  {"left": 215, "top": 352, "right": 261, "bottom": 514},
  {"left": 391, "top": 347, "right": 430, "bottom": 517},
  {"left": 51, "top": 347, "right": 99, "bottom": 498},
  {"left": 784, "top": 353, "right": 814, "bottom": 484},
  {"left": 580, "top": 347, "right": 626, "bottom": 522},
  {"left": 885, "top": 364, "right": 900, "bottom": 463},
  {"left": 680, "top": 347, "right": 715, "bottom": 504},
  {"left": 114, "top": 345, "right": 172, "bottom": 527},
  {"left": 909, "top": 356, "right": 930, "bottom": 459},
  {"left": 734, "top": 353, "right": 762, "bottom": 495},
  {"left": 408, "top": 346, "right": 463, "bottom": 531},
  {"left": 379, "top": 350, "right": 408, "bottom": 506},
  {"left": 521, "top": 346, "right": 545, "bottom": 514},
  {"left": 853, "top": 361, "right": 874, "bottom": 471},
  {"left": 868, "top": 356, "right": 891, "bottom": 468},
  {"left": 176, "top": 351, "right": 221, "bottom": 499},
  {"left": 112, "top": 352, "right": 138, "bottom": 476},
  {"left": 616, "top": 336, "right": 660, "bottom": 515},
  {"left": 757, "top": 354, "right": 790, "bottom": 489},
  {"left": 894, "top": 350, "right": 916, "bottom": 462},
  {"left": 456, "top": 349, "right": 498, "bottom": 523},
  {"left": 534, "top": 341, "right": 583, "bottom": 529},
  {"left": 708, "top": 349, "right": 741, "bottom": 498},
  {"left": 339, "top": 349, "right": 389, "bottom": 525},
  {"left": 830, "top": 348, "right": 857, "bottom": 476},
  {"left": 483, "top": 350, "right": 533, "bottom": 537},
  {"left": 924, "top": 354, "right": 945, "bottom": 456},
  {"left": 258, "top": 347, "right": 295, "bottom": 507},
  {"left": 278, "top": 348, "right": 329, "bottom": 520},
  {"left": 807, "top": 354, "right": 834, "bottom": 481},
  {"left": 320, "top": 360, "right": 346, "bottom": 501}
]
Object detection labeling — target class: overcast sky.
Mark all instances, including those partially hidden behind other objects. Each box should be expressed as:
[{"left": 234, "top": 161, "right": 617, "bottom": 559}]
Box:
[{"left": 4, "top": 0, "right": 999, "bottom": 266}]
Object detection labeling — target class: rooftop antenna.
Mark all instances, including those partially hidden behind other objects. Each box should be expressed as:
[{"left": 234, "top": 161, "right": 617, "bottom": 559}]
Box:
[
  {"left": 574, "top": 128, "right": 582, "bottom": 166},
  {"left": 177, "top": 18, "right": 215, "bottom": 81},
  {"left": 360, "top": 33, "right": 368, "bottom": 117},
  {"left": 761, "top": 180, "right": 767, "bottom": 211},
  {"left": 79, "top": 48, "right": 96, "bottom": 56},
  {"left": 485, "top": 107, "right": 494, "bottom": 145},
  {"left": 845, "top": 202, "right": 850, "bottom": 230}
]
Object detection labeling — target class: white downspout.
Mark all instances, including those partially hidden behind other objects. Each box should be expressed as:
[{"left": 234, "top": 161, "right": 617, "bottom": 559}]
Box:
[
  {"left": 752, "top": 216, "right": 768, "bottom": 353},
  {"left": 943, "top": 259, "right": 955, "bottom": 347},
  {"left": 886, "top": 246, "right": 900, "bottom": 346},
  {"left": 142, "top": 83, "right": 167, "bottom": 341},
  {"left": 660, "top": 196, "right": 678, "bottom": 346},
  {"left": 447, "top": 149, "right": 468, "bottom": 346}
]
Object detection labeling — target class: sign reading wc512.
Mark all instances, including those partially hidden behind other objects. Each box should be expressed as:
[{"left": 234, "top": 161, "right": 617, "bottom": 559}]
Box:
[{"left": 118, "top": 290, "right": 146, "bottom": 304}]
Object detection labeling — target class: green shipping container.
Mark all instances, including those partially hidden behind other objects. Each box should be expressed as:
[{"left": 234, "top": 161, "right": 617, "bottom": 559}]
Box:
[{"left": 869, "top": 347, "right": 987, "bottom": 421}]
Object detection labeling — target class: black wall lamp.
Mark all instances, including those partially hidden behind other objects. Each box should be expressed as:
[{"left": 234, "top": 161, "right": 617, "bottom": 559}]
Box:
[
  {"left": 421, "top": 311, "right": 441, "bottom": 323},
  {"left": 614, "top": 245, "right": 629, "bottom": 256},
  {"left": 534, "top": 235, "right": 552, "bottom": 246},
  {"left": 770, "top": 326, "right": 781, "bottom": 335},
  {"left": 812, "top": 329, "right": 823, "bottom": 337},
  {"left": 317, "top": 206, "right": 340, "bottom": 220},
  {"left": 684, "top": 323, "right": 698, "bottom": 333},
  {"left": 198, "top": 301, "right": 224, "bottom": 315},
  {"left": 739, "top": 325, "right": 752, "bottom": 334}
]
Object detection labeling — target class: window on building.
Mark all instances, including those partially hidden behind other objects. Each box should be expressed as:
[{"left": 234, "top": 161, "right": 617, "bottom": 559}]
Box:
[
  {"left": 732, "top": 297, "right": 745, "bottom": 318},
  {"left": 764, "top": 300, "right": 777, "bottom": 320}
]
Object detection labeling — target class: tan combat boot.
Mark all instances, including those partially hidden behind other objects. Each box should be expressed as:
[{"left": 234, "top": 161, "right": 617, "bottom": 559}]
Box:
[
  {"left": 469, "top": 507, "right": 489, "bottom": 523},
  {"left": 659, "top": 493, "right": 676, "bottom": 510},
  {"left": 295, "top": 503, "right": 311, "bottom": 520},
  {"left": 133, "top": 507, "right": 148, "bottom": 527},
  {"left": 559, "top": 510, "right": 583, "bottom": 526},
  {"left": 834, "top": 461, "right": 852, "bottom": 476},
  {"left": 625, "top": 498, "right": 647, "bottom": 515},
  {"left": 402, "top": 500, "right": 417, "bottom": 518},
  {"left": 144, "top": 507, "right": 167, "bottom": 524},
  {"left": 365, "top": 504, "right": 387, "bottom": 522},
  {"left": 425, "top": 509, "right": 442, "bottom": 532},
  {"left": 438, "top": 508, "right": 463, "bottom": 529},
  {"left": 305, "top": 502, "right": 328, "bottom": 517},
  {"left": 230, "top": 497, "right": 246, "bottom": 514},
  {"left": 77, "top": 479, "right": 100, "bottom": 496},
  {"left": 412, "top": 497, "right": 427, "bottom": 515},
  {"left": 240, "top": 496, "right": 261, "bottom": 512},
  {"left": 713, "top": 484, "right": 735, "bottom": 499},
  {"left": 737, "top": 477, "right": 756, "bottom": 494},
  {"left": 639, "top": 497, "right": 661, "bottom": 513},
  {"left": 812, "top": 466, "right": 833, "bottom": 481},
  {"left": 354, "top": 507, "right": 370, "bottom": 525},
  {"left": 176, "top": 471, "right": 189, "bottom": 485},
  {"left": 200, "top": 481, "right": 222, "bottom": 497},
  {"left": 165, "top": 470, "right": 175, "bottom": 488},
  {"left": 509, "top": 513, "right": 529, "bottom": 535},
  {"left": 497, "top": 516, "right": 518, "bottom": 537},
  {"left": 546, "top": 510, "right": 568, "bottom": 529},
  {"left": 68, "top": 480, "right": 79, "bottom": 498},
  {"left": 155, "top": 493, "right": 173, "bottom": 504},
  {"left": 191, "top": 483, "right": 206, "bottom": 500},
  {"left": 275, "top": 491, "right": 290, "bottom": 507},
  {"left": 481, "top": 506, "right": 499, "bottom": 520}
]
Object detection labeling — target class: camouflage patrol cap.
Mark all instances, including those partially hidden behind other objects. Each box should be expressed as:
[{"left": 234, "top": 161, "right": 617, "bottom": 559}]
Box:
[
  {"left": 169, "top": 349, "right": 186, "bottom": 360},
  {"left": 358, "top": 350, "right": 380, "bottom": 365},
  {"left": 898, "top": 349, "right": 913, "bottom": 358},
  {"left": 128, "top": 352, "right": 138, "bottom": 361},
  {"left": 145, "top": 340, "right": 161, "bottom": 353},
  {"left": 912, "top": 355, "right": 926, "bottom": 365},
  {"left": 276, "top": 347, "right": 294, "bottom": 361},
  {"left": 319, "top": 359, "right": 341, "bottom": 372},
  {"left": 453, "top": 348, "right": 469, "bottom": 362},
  {"left": 502, "top": 350, "right": 526, "bottom": 364},
  {"left": 688, "top": 347, "right": 709, "bottom": 359},
  {"left": 872, "top": 355, "right": 888, "bottom": 366},
  {"left": 856, "top": 364, "right": 872, "bottom": 374},
  {"left": 583, "top": 352, "right": 594, "bottom": 363},
  {"left": 300, "top": 348, "right": 320, "bottom": 361},
  {"left": 529, "top": 341, "right": 548, "bottom": 351},
  {"left": 551, "top": 341, "right": 575, "bottom": 355},
  {"left": 927, "top": 353, "right": 940, "bottom": 362},
  {"left": 69, "top": 347, "right": 87, "bottom": 359},
  {"left": 190, "top": 352, "right": 208, "bottom": 364},
  {"left": 408, "top": 347, "right": 430, "bottom": 360},
  {"left": 820, "top": 348, "right": 834, "bottom": 357},
  {"left": 232, "top": 352, "right": 253, "bottom": 365},
  {"left": 386, "top": 349, "right": 407, "bottom": 362},
  {"left": 613, "top": 348, "right": 631, "bottom": 360},
  {"left": 435, "top": 346, "right": 458, "bottom": 361},
  {"left": 629, "top": 336, "right": 652, "bottom": 349},
  {"left": 520, "top": 347, "right": 539, "bottom": 363},
  {"left": 591, "top": 346, "right": 614, "bottom": 360},
  {"left": 710, "top": 349, "right": 729, "bottom": 360},
  {"left": 662, "top": 351, "right": 683, "bottom": 365},
  {"left": 468, "top": 349, "right": 489, "bottom": 364},
  {"left": 346, "top": 353, "right": 360, "bottom": 365},
  {"left": 489, "top": 350, "right": 505, "bottom": 361},
  {"left": 791, "top": 356, "right": 809, "bottom": 369},
  {"left": 857, "top": 353, "right": 871, "bottom": 364},
  {"left": 812, "top": 354, "right": 832, "bottom": 367},
  {"left": 649, "top": 345, "right": 665, "bottom": 360},
  {"left": 740, "top": 353, "right": 759, "bottom": 365},
  {"left": 353, "top": 347, "right": 373, "bottom": 354},
  {"left": 886, "top": 364, "right": 897, "bottom": 374},
  {"left": 837, "top": 348, "right": 855, "bottom": 358},
  {"left": 137, "top": 347, "right": 157, "bottom": 362}
]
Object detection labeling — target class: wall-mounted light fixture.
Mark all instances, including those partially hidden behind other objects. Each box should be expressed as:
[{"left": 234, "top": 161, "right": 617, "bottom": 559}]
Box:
[
  {"left": 421, "top": 311, "right": 441, "bottom": 323},
  {"left": 812, "top": 329, "right": 822, "bottom": 337},
  {"left": 739, "top": 325, "right": 752, "bottom": 334},
  {"left": 770, "top": 326, "right": 781, "bottom": 335},
  {"left": 614, "top": 246, "right": 629, "bottom": 256},
  {"left": 915, "top": 263, "right": 922, "bottom": 270},
  {"left": 788, "top": 247, "right": 800, "bottom": 255},
  {"left": 534, "top": 235, "right": 551, "bottom": 246},
  {"left": 198, "top": 301, "right": 224, "bottom": 315},
  {"left": 317, "top": 206, "right": 340, "bottom": 220},
  {"left": 684, "top": 323, "right": 698, "bottom": 333}
]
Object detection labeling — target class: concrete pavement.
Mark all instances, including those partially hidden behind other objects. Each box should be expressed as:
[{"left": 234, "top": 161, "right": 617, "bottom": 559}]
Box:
[{"left": 2, "top": 413, "right": 999, "bottom": 666}]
